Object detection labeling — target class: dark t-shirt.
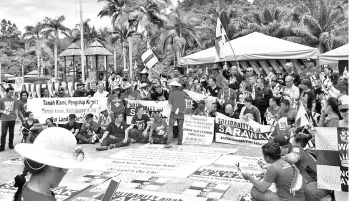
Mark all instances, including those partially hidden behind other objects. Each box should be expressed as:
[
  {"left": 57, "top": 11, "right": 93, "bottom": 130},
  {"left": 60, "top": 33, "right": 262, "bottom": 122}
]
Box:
[
  {"left": 207, "top": 86, "right": 221, "bottom": 97},
  {"left": 73, "top": 90, "right": 87, "bottom": 97},
  {"left": 151, "top": 90, "right": 169, "bottom": 101},
  {"left": 64, "top": 122, "right": 81, "bottom": 133},
  {"left": 22, "top": 186, "right": 56, "bottom": 201},
  {"left": 108, "top": 94, "right": 125, "bottom": 113},
  {"left": 16, "top": 99, "right": 27, "bottom": 118},
  {"left": 131, "top": 114, "right": 150, "bottom": 131},
  {"left": 106, "top": 121, "right": 127, "bottom": 139},
  {"left": 86, "top": 90, "right": 96, "bottom": 97}
]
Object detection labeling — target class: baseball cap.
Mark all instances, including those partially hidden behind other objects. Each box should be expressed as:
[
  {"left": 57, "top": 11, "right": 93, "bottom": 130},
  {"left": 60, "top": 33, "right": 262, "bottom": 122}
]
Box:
[{"left": 273, "top": 135, "right": 290, "bottom": 146}]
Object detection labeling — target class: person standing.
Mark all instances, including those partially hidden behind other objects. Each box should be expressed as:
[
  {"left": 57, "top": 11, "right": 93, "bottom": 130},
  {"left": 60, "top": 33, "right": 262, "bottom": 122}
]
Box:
[
  {"left": 228, "top": 66, "right": 243, "bottom": 90},
  {"left": 254, "top": 78, "right": 273, "bottom": 123},
  {"left": 299, "top": 79, "right": 316, "bottom": 112},
  {"left": 207, "top": 77, "right": 221, "bottom": 97},
  {"left": 283, "top": 62, "right": 300, "bottom": 86},
  {"left": 213, "top": 63, "right": 225, "bottom": 88},
  {"left": 265, "top": 97, "right": 281, "bottom": 125},
  {"left": 217, "top": 79, "right": 237, "bottom": 107},
  {"left": 283, "top": 76, "right": 300, "bottom": 108},
  {"left": 318, "top": 97, "right": 340, "bottom": 127},
  {"left": 93, "top": 82, "right": 109, "bottom": 98},
  {"left": 0, "top": 87, "right": 19, "bottom": 151},
  {"left": 166, "top": 80, "right": 191, "bottom": 147}
]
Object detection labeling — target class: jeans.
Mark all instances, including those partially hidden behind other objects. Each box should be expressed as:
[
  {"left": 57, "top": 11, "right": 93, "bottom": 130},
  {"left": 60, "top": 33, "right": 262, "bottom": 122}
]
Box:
[
  {"left": 128, "top": 128, "right": 148, "bottom": 142},
  {"left": 101, "top": 137, "right": 131, "bottom": 147},
  {"left": 305, "top": 181, "right": 330, "bottom": 201},
  {"left": 251, "top": 186, "right": 305, "bottom": 201},
  {"left": 167, "top": 112, "right": 184, "bottom": 145},
  {"left": 76, "top": 134, "right": 93, "bottom": 144},
  {"left": 1, "top": 120, "right": 16, "bottom": 148}
]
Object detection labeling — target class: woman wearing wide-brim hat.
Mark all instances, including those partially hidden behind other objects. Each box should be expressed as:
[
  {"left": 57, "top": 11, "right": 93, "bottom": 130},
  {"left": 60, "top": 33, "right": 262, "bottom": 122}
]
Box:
[{"left": 13, "top": 127, "right": 87, "bottom": 201}]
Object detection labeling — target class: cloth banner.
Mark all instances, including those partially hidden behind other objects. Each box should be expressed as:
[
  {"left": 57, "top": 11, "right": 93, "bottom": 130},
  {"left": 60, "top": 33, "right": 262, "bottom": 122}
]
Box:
[
  {"left": 215, "top": 113, "right": 273, "bottom": 145},
  {"left": 125, "top": 100, "right": 168, "bottom": 124},
  {"left": 183, "top": 114, "right": 215, "bottom": 145},
  {"left": 315, "top": 127, "right": 348, "bottom": 192},
  {"left": 184, "top": 90, "right": 217, "bottom": 109},
  {"left": 14, "top": 77, "right": 23, "bottom": 92},
  {"left": 27, "top": 97, "right": 107, "bottom": 123},
  {"left": 138, "top": 144, "right": 238, "bottom": 154}
]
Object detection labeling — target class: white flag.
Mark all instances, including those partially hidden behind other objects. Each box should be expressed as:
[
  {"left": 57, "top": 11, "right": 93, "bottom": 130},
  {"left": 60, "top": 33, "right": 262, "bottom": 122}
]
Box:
[{"left": 141, "top": 49, "right": 158, "bottom": 69}]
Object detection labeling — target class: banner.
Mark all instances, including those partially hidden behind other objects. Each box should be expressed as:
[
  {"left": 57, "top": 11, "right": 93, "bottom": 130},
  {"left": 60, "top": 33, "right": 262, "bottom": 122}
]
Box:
[
  {"left": 315, "top": 127, "right": 348, "bottom": 192},
  {"left": 121, "top": 176, "right": 170, "bottom": 191},
  {"left": 125, "top": 100, "right": 168, "bottom": 124},
  {"left": 14, "top": 77, "right": 23, "bottom": 92},
  {"left": 138, "top": 144, "right": 238, "bottom": 155},
  {"left": 214, "top": 155, "right": 265, "bottom": 171},
  {"left": 27, "top": 97, "right": 107, "bottom": 123},
  {"left": 76, "top": 171, "right": 121, "bottom": 185},
  {"left": 52, "top": 182, "right": 93, "bottom": 201},
  {"left": 215, "top": 113, "right": 273, "bottom": 145},
  {"left": 182, "top": 182, "right": 230, "bottom": 199},
  {"left": 1, "top": 157, "right": 23, "bottom": 165},
  {"left": 0, "top": 181, "right": 16, "bottom": 200},
  {"left": 183, "top": 115, "right": 215, "bottom": 145}
]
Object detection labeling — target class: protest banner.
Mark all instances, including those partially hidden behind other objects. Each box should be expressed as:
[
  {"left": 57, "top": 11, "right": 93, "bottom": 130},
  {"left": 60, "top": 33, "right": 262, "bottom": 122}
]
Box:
[
  {"left": 139, "top": 144, "right": 238, "bottom": 155},
  {"left": 183, "top": 115, "right": 215, "bottom": 145},
  {"left": 14, "top": 77, "right": 23, "bottom": 92},
  {"left": 183, "top": 182, "right": 230, "bottom": 199},
  {"left": 27, "top": 97, "right": 107, "bottom": 123},
  {"left": 91, "top": 158, "right": 200, "bottom": 178},
  {"left": 77, "top": 171, "right": 121, "bottom": 185},
  {"left": 184, "top": 90, "right": 217, "bottom": 109},
  {"left": 125, "top": 100, "right": 168, "bottom": 124},
  {"left": 215, "top": 113, "right": 273, "bottom": 146},
  {"left": 121, "top": 176, "right": 170, "bottom": 191},
  {"left": 1, "top": 157, "right": 23, "bottom": 165},
  {"left": 0, "top": 181, "right": 16, "bottom": 199},
  {"left": 315, "top": 127, "right": 348, "bottom": 192},
  {"left": 52, "top": 182, "right": 93, "bottom": 201},
  {"left": 109, "top": 149, "right": 221, "bottom": 166},
  {"left": 214, "top": 155, "right": 264, "bottom": 171},
  {"left": 188, "top": 166, "right": 265, "bottom": 183}
]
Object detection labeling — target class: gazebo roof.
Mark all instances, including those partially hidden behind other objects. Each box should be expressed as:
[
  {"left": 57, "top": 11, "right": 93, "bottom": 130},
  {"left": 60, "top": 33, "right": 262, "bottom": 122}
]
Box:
[
  {"left": 59, "top": 43, "right": 82, "bottom": 57},
  {"left": 83, "top": 40, "right": 113, "bottom": 56}
]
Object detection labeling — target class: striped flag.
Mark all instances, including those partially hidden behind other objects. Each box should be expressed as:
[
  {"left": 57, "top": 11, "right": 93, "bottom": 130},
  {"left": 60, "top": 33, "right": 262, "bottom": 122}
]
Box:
[
  {"left": 215, "top": 17, "right": 228, "bottom": 59},
  {"left": 295, "top": 101, "right": 310, "bottom": 128},
  {"left": 141, "top": 49, "right": 158, "bottom": 69}
]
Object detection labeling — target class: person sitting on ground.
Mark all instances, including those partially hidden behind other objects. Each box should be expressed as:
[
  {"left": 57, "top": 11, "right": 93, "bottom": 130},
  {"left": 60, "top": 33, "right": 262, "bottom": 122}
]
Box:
[
  {"left": 149, "top": 113, "right": 167, "bottom": 144},
  {"left": 45, "top": 118, "right": 56, "bottom": 128},
  {"left": 98, "top": 108, "right": 112, "bottom": 138},
  {"left": 93, "top": 82, "right": 109, "bottom": 98},
  {"left": 27, "top": 124, "right": 46, "bottom": 144},
  {"left": 21, "top": 111, "right": 40, "bottom": 143},
  {"left": 126, "top": 106, "right": 151, "bottom": 143},
  {"left": 73, "top": 83, "right": 87, "bottom": 97},
  {"left": 76, "top": 114, "right": 99, "bottom": 144},
  {"left": 273, "top": 134, "right": 293, "bottom": 156},
  {"left": 64, "top": 114, "right": 80, "bottom": 140},
  {"left": 193, "top": 100, "right": 208, "bottom": 116},
  {"left": 242, "top": 142, "right": 306, "bottom": 201},
  {"left": 239, "top": 97, "right": 261, "bottom": 123},
  {"left": 224, "top": 103, "right": 239, "bottom": 119},
  {"left": 96, "top": 112, "right": 131, "bottom": 151}
]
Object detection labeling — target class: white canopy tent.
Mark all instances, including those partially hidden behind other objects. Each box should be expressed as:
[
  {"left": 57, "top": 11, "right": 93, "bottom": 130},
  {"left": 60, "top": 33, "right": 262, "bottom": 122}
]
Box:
[
  {"left": 180, "top": 32, "right": 320, "bottom": 65},
  {"left": 319, "top": 44, "right": 348, "bottom": 65}
]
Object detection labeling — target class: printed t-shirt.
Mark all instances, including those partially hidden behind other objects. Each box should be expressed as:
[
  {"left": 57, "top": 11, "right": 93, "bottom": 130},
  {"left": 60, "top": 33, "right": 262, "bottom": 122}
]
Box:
[
  {"left": 193, "top": 108, "right": 207, "bottom": 116},
  {"left": 106, "top": 121, "right": 127, "bottom": 139},
  {"left": 0, "top": 97, "right": 17, "bottom": 121},
  {"left": 264, "top": 159, "right": 295, "bottom": 199},
  {"left": 108, "top": 94, "right": 125, "bottom": 113},
  {"left": 131, "top": 114, "right": 150, "bottom": 131},
  {"left": 207, "top": 86, "right": 221, "bottom": 97},
  {"left": 64, "top": 122, "right": 80, "bottom": 133},
  {"left": 121, "top": 90, "right": 140, "bottom": 100},
  {"left": 266, "top": 106, "right": 281, "bottom": 125},
  {"left": 242, "top": 106, "right": 260, "bottom": 122},
  {"left": 151, "top": 120, "right": 167, "bottom": 136},
  {"left": 22, "top": 186, "right": 56, "bottom": 201}
]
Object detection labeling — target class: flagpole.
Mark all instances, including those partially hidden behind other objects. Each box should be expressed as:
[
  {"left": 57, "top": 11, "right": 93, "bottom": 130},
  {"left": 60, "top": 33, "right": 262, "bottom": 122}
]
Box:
[{"left": 80, "top": 0, "right": 85, "bottom": 82}]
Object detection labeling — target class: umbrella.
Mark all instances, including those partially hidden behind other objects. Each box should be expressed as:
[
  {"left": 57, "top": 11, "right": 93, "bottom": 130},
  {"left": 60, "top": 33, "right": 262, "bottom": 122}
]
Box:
[
  {"left": 83, "top": 40, "right": 112, "bottom": 82},
  {"left": 59, "top": 43, "right": 82, "bottom": 83}
]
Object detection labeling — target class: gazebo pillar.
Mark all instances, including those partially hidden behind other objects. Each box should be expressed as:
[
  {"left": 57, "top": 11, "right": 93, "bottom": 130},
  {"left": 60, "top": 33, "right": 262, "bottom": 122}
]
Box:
[
  {"left": 96, "top": 55, "right": 99, "bottom": 83},
  {"left": 64, "top": 57, "right": 67, "bottom": 82},
  {"left": 73, "top": 55, "right": 75, "bottom": 84}
]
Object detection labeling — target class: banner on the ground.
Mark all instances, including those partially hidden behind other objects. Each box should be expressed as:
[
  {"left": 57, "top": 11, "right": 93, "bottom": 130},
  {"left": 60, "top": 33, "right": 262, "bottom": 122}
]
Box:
[
  {"left": 183, "top": 181, "right": 230, "bottom": 199},
  {"left": 77, "top": 171, "right": 121, "bottom": 185},
  {"left": 109, "top": 149, "right": 221, "bottom": 166},
  {"left": 121, "top": 176, "right": 170, "bottom": 191},
  {"left": 0, "top": 181, "right": 16, "bottom": 199},
  {"left": 1, "top": 157, "right": 23, "bottom": 165},
  {"left": 183, "top": 115, "right": 215, "bottom": 145},
  {"left": 125, "top": 100, "right": 168, "bottom": 124},
  {"left": 52, "top": 182, "right": 93, "bottom": 201},
  {"left": 27, "top": 97, "right": 107, "bottom": 123},
  {"left": 214, "top": 155, "right": 265, "bottom": 171},
  {"left": 139, "top": 144, "right": 238, "bottom": 155},
  {"left": 215, "top": 113, "right": 273, "bottom": 145},
  {"left": 315, "top": 127, "right": 348, "bottom": 192}
]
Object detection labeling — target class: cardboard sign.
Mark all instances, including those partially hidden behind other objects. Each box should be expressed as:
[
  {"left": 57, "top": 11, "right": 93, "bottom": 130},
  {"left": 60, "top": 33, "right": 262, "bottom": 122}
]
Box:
[
  {"left": 139, "top": 144, "right": 238, "bottom": 155},
  {"left": 183, "top": 182, "right": 230, "bottom": 199},
  {"left": 183, "top": 115, "right": 215, "bottom": 145}
]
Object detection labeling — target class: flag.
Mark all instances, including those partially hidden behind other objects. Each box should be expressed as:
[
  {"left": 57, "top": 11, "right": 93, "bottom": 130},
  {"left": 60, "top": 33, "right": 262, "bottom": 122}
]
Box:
[
  {"left": 136, "top": 21, "right": 147, "bottom": 39},
  {"left": 295, "top": 101, "right": 310, "bottom": 128},
  {"left": 141, "top": 49, "right": 158, "bottom": 69},
  {"left": 215, "top": 17, "right": 228, "bottom": 59}
]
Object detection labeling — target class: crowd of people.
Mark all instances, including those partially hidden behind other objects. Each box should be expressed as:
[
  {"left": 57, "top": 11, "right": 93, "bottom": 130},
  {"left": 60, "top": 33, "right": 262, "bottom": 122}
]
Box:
[{"left": 0, "top": 59, "right": 348, "bottom": 201}]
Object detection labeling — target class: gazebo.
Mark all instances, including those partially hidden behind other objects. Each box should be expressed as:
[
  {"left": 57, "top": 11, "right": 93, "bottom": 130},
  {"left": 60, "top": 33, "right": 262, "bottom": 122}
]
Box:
[
  {"left": 83, "top": 40, "right": 113, "bottom": 82},
  {"left": 59, "top": 43, "right": 82, "bottom": 82}
]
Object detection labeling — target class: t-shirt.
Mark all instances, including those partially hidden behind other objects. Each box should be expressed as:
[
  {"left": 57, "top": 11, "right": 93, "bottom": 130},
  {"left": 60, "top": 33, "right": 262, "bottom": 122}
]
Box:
[
  {"left": 151, "top": 120, "right": 167, "bottom": 136},
  {"left": 86, "top": 90, "right": 95, "bottom": 97},
  {"left": 217, "top": 88, "right": 237, "bottom": 104},
  {"left": 93, "top": 91, "right": 109, "bottom": 98},
  {"left": 22, "top": 185, "right": 56, "bottom": 201},
  {"left": 0, "top": 97, "right": 17, "bottom": 121},
  {"left": 324, "top": 116, "right": 340, "bottom": 127},
  {"left": 300, "top": 90, "right": 315, "bottom": 111},
  {"left": 215, "top": 73, "right": 225, "bottom": 88},
  {"left": 80, "top": 121, "right": 99, "bottom": 136},
  {"left": 241, "top": 106, "right": 261, "bottom": 123},
  {"left": 193, "top": 108, "right": 207, "bottom": 116},
  {"left": 264, "top": 159, "right": 295, "bottom": 199},
  {"left": 99, "top": 115, "right": 112, "bottom": 130},
  {"left": 168, "top": 89, "right": 190, "bottom": 113},
  {"left": 16, "top": 99, "right": 27, "bottom": 118},
  {"left": 131, "top": 114, "right": 150, "bottom": 131},
  {"left": 151, "top": 90, "right": 169, "bottom": 101},
  {"left": 106, "top": 121, "right": 127, "bottom": 139},
  {"left": 279, "top": 108, "right": 297, "bottom": 125},
  {"left": 64, "top": 122, "right": 81, "bottom": 133},
  {"left": 265, "top": 106, "right": 281, "bottom": 125},
  {"left": 207, "top": 86, "right": 221, "bottom": 97},
  {"left": 73, "top": 90, "right": 87, "bottom": 97},
  {"left": 107, "top": 95, "right": 125, "bottom": 113},
  {"left": 292, "top": 146, "right": 317, "bottom": 182}
]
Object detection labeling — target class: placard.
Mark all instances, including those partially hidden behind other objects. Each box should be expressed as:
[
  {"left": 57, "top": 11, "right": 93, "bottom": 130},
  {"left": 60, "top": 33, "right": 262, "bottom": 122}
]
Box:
[
  {"left": 188, "top": 166, "right": 264, "bottom": 183},
  {"left": 215, "top": 113, "right": 273, "bottom": 146},
  {"left": 121, "top": 176, "right": 170, "bottom": 191},
  {"left": 2, "top": 157, "right": 24, "bottom": 165},
  {"left": 183, "top": 115, "right": 215, "bottom": 145},
  {"left": 125, "top": 100, "right": 168, "bottom": 124},
  {"left": 315, "top": 127, "right": 348, "bottom": 192},
  {"left": 109, "top": 149, "right": 221, "bottom": 165},
  {"left": 183, "top": 182, "right": 230, "bottom": 199},
  {"left": 139, "top": 144, "right": 238, "bottom": 154},
  {"left": 27, "top": 97, "right": 107, "bottom": 123}
]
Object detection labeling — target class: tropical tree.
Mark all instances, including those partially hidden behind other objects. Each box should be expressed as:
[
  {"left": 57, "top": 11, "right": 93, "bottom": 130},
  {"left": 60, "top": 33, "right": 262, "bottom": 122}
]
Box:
[
  {"left": 22, "top": 22, "right": 53, "bottom": 76},
  {"left": 71, "top": 19, "right": 99, "bottom": 47},
  {"left": 41, "top": 15, "right": 71, "bottom": 80}
]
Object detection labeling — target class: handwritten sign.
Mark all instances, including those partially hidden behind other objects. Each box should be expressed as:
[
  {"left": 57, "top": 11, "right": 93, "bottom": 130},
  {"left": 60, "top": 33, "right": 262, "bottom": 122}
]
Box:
[{"left": 183, "top": 115, "right": 215, "bottom": 145}]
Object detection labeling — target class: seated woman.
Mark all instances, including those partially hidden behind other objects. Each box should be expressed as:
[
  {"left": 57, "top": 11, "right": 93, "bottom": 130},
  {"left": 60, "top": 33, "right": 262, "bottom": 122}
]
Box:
[
  {"left": 242, "top": 142, "right": 305, "bottom": 201},
  {"left": 126, "top": 106, "right": 151, "bottom": 143},
  {"left": 27, "top": 124, "right": 46, "bottom": 144},
  {"left": 21, "top": 111, "right": 39, "bottom": 143},
  {"left": 45, "top": 118, "right": 57, "bottom": 127},
  {"left": 149, "top": 113, "right": 167, "bottom": 144},
  {"left": 96, "top": 112, "right": 131, "bottom": 151}
]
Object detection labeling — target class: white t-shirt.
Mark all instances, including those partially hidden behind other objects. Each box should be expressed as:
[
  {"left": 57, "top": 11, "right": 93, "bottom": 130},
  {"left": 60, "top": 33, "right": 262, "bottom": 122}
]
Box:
[{"left": 93, "top": 91, "right": 109, "bottom": 98}]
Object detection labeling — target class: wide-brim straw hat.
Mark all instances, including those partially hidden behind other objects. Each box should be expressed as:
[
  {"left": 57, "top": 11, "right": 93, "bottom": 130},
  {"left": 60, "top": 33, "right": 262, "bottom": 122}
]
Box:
[
  {"left": 339, "top": 95, "right": 349, "bottom": 109},
  {"left": 168, "top": 80, "right": 182, "bottom": 87},
  {"left": 15, "top": 127, "right": 88, "bottom": 169}
]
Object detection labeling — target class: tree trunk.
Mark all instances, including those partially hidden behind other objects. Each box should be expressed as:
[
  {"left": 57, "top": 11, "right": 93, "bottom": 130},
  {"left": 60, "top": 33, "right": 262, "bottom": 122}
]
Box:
[
  {"left": 113, "top": 44, "right": 117, "bottom": 72},
  {"left": 122, "top": 38, "right": 127, "bottom": 72},
  {"left": 54, "top": 42, "right": 58, "bottom": 80},
  {"left": 37, "top": 55, "right": 40, "bottom": 76},
  {"left": 128, "top": 37, "right": 133, "bottom": 79}
]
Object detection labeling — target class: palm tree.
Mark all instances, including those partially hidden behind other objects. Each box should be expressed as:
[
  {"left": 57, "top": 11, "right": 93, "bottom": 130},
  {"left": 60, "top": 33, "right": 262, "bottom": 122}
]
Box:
[
  {"left": 41, "top": 15, "right": 71, "bottom": 80},
  {"left": 72, "top": 19, "right": 99, "bottom": 47},
  {"left": 22, "top": 22, "right": 53, "bottom": 76}
]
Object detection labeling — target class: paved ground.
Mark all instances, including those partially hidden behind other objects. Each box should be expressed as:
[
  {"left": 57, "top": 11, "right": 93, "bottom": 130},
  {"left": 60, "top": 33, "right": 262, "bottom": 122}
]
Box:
[{"left": 0, "top": 123, "right": 331, "bottom": 201}]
